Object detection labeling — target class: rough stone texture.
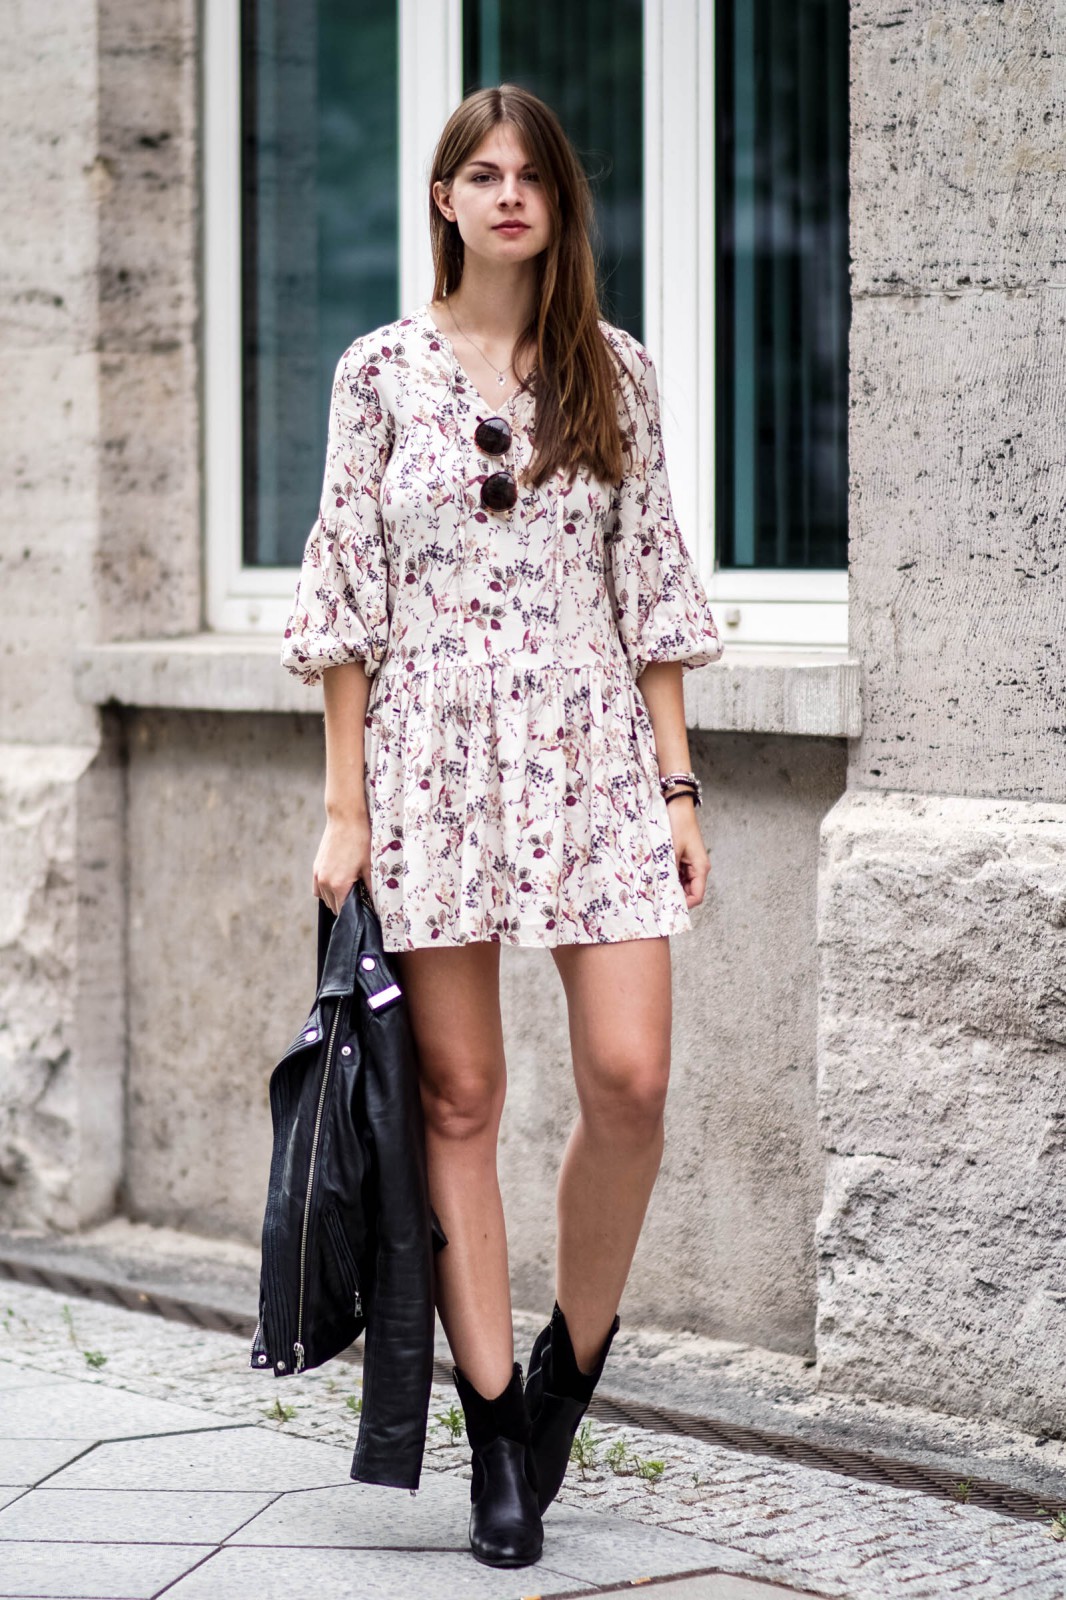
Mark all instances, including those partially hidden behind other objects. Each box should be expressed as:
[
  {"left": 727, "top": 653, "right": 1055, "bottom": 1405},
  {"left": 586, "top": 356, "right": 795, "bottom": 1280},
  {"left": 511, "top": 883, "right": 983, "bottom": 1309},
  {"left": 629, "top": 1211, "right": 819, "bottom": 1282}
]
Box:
[
  {"left": 95, "top": 0, "right": 201, "bottom": 643},
  {"left": 123, "top": 711, "right": 323, "bottom": 1237},
  {"left": 848, "top": 292, "right": 1066, "bottom": 801},
  {"left": 119, "top": 710, "right": 844, "bottom": 1352},
  {"left": 816, "top": 789, "right": 1066, "bottom": 1434},
  {"left": 0, "top": 737, "right": 126, "bottom": 1230},
  {"left": 0, "top": 1, "right": 201, "bottom": 1228},
  {"left": 851, "top": 0, "right": 1066, "bottom": 294}
]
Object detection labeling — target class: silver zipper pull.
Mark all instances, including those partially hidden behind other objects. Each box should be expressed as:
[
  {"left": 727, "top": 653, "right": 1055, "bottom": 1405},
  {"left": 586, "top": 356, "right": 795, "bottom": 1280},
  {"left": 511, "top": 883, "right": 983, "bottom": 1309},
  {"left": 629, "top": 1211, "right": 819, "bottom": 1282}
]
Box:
[{"left": 293, "top": 1341, "right": 306, "bottom": 1374}]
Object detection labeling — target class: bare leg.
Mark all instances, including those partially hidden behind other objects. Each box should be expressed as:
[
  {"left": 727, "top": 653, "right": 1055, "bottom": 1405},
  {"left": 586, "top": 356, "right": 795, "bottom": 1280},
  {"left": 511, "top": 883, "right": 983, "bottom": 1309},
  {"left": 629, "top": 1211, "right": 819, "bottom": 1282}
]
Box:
[
  {"left": 548, "top": 936, "right": 673, "bottom": 1372},
  {"left": 394, "top": 940, "right": 514, "bottom": 1398}
]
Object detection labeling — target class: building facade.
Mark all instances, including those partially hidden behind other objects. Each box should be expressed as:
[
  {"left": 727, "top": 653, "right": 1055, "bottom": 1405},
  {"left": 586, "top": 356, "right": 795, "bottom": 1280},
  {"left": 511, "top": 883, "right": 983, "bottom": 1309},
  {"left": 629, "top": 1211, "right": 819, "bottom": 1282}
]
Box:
[{"left": 1, "top": 1, "right": 1062, "bottom": 1439}]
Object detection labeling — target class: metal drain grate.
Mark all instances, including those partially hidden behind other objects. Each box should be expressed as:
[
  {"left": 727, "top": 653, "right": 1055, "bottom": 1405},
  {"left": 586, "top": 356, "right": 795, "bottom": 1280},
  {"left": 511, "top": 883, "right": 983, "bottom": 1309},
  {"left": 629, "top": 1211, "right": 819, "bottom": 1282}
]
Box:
[{"left": 2, "top": 1254, "right": 1062, "bottom": 1529}]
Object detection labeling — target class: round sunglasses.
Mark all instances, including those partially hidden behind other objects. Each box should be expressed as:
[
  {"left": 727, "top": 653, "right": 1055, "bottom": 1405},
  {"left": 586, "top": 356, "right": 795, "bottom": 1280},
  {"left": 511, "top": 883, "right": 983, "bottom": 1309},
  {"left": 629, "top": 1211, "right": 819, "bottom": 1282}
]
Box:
[{"left": 473, "top": 415, "right": 518, "bottom": 512}]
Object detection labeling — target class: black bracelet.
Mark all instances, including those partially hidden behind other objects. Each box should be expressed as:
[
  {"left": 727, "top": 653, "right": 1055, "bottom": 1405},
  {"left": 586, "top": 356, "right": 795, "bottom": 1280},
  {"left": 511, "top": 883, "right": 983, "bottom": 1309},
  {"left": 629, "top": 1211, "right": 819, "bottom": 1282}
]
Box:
[{"left": 664, "top": 789, "right": 698, "bottom": 806}]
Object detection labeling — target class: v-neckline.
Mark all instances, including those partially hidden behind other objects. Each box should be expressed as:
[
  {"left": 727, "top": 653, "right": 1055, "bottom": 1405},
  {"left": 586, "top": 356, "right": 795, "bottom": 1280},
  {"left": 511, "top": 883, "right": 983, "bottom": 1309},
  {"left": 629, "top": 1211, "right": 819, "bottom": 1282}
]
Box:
[{"left": 417, "top": 302, "right": 533, "bottom": 419}]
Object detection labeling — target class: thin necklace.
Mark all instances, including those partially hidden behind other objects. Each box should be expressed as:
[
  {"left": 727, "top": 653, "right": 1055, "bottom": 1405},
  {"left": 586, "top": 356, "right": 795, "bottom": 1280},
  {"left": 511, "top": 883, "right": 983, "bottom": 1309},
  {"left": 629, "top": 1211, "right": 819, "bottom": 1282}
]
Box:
[{"left": 444, "top": 300, "right": 514, "bottom": 389}]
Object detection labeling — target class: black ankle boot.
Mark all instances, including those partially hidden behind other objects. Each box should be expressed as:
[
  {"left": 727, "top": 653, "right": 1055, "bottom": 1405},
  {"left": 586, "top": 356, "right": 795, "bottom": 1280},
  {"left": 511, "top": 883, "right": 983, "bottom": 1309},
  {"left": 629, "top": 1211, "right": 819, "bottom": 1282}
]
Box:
[
  {"left": 451, "top": 1361, "right": 543, "bottom": 1568},
  {"left": 524, "top": 1301, "right": 620, "bottom": 1512}
]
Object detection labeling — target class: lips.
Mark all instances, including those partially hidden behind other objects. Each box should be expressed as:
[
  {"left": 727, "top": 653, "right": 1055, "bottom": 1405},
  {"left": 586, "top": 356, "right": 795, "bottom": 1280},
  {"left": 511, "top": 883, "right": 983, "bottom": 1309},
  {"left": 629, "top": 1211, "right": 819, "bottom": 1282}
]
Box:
[{"left": 494, "top": 223, "right": 529, "bottom": 232}]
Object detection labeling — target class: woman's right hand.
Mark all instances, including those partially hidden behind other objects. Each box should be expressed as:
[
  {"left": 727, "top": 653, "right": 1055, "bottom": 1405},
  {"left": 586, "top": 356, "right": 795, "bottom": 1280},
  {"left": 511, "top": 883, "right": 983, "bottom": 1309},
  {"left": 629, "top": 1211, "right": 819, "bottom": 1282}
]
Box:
[{"left": 312, "top": 812, "right": 373, "bottom": 915}]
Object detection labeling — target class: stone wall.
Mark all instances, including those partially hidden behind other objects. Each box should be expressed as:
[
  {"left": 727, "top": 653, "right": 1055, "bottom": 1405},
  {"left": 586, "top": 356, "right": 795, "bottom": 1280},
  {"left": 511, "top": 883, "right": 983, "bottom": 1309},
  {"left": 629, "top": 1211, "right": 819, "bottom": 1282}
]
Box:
[
  {"left": 818, "top": 0, "right": 1066, "bottom": 1432},
  {"left": 120, "top": 714, "right": 845, "bottom": 1354},
  {"left": 0, "top": 0, "right": 200, "bottom": 1228}
]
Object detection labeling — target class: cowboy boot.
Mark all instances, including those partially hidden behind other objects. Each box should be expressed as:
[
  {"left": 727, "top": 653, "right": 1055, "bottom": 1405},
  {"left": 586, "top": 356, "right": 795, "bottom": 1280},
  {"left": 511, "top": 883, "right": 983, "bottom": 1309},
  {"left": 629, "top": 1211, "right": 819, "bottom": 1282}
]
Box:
[
  {"left": 524, "top": 1300, "right": 620, "bottom": 1512},
  {"left": 451, "top": 1360, "right": 543, "bottom": 1568}
]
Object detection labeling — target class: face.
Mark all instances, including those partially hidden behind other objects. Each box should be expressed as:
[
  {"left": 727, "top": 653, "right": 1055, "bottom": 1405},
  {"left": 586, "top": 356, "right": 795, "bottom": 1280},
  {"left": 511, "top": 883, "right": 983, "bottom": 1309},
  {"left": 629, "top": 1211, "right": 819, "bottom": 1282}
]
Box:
[{"left": 433, "top": 124, "right": 552, "bottom": 265}]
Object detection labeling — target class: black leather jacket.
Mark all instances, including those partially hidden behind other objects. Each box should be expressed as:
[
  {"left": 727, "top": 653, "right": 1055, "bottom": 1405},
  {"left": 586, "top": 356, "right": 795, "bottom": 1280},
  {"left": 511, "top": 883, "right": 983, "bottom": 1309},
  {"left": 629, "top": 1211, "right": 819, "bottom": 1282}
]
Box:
[{"left": 251, "top": 884, "right": 446, "bottom": 1489}]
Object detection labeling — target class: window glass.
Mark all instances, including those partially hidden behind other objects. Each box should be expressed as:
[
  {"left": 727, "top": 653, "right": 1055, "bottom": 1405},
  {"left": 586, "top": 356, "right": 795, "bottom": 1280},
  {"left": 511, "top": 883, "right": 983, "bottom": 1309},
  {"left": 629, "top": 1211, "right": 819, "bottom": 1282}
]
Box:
[
  {"left": 241, "top": 0, "right": 399, "bottom": 567},
  {"left": 715, "top": 0, "right": 849, "bottom": 570},
  {"left": 462, "top": 0, "right": 644, "bottom": 337}
]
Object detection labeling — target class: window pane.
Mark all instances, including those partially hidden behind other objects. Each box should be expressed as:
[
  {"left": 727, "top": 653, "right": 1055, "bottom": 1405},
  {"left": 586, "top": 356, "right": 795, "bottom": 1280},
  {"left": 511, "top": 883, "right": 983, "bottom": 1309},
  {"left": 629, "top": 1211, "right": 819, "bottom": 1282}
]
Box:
[
  {"left": 715, "top": 0, "right": 849, "bottom": 570},
  {"left": 462, "top": 0, "right": 643, "bottom": 337},
  {"left": 242, "top": 0, "right": 399, "bottom": 567}
]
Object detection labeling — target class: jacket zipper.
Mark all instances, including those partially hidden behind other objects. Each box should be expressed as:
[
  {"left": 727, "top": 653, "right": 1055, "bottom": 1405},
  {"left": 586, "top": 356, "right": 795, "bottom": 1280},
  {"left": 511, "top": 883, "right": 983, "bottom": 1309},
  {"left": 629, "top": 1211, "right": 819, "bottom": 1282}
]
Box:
[{"left": 293, "top": 1001, "right": 342, "bottom": 1373}]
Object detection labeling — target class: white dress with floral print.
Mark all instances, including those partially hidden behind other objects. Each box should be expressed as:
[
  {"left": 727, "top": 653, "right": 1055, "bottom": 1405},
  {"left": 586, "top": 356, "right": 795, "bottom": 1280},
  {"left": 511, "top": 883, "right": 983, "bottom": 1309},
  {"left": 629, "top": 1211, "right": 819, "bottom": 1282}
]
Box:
[{"left": 282, "top": 303, "right": 723, "bottom": 951}]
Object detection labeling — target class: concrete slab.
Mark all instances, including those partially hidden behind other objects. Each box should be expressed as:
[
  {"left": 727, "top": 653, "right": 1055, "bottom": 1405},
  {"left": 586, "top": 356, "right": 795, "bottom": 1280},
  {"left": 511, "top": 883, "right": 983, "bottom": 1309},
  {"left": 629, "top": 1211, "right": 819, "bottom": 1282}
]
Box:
[
  {"left": 0, "top": 1383, "right": 245, "bottom": 1441},
  {"left": 0, "top": 1442, "right": 96, "bottom": 1489},
  {"left": 0, "top": 1363, "right": 80, "bottom": 1395},
  {"left": 226, "top": 1473, "right": 470, "bottom": 1548},
  {"left": 538, "top": 1505, "right": 752, "bottom": 1588},
  {"left": 45, "top": 1425, "right": 355, "bottom": 1492},
  {"left": 0, "top": 1487, "right": 278, "bottom": 1545},
  {"left": 0, "top": 1540, "right": 203, "bottom": 1598},
  {"left": 163, "top": 1545, "right": 590, "bottom": 1599}
]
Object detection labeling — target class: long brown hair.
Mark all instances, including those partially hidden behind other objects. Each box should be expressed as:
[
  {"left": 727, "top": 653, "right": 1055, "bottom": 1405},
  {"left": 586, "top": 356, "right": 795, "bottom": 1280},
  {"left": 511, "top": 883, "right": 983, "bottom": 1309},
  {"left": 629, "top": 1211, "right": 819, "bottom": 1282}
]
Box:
[{"left": 428, "top": 84, "right": 631, "bottom": 491}]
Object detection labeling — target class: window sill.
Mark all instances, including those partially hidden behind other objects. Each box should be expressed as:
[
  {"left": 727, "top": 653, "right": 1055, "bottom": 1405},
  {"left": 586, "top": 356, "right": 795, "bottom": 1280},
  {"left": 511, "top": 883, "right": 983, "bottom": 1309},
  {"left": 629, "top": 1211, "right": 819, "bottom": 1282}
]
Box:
[{"left": 73, "top": 637, "right": 861, "bottom": 738}]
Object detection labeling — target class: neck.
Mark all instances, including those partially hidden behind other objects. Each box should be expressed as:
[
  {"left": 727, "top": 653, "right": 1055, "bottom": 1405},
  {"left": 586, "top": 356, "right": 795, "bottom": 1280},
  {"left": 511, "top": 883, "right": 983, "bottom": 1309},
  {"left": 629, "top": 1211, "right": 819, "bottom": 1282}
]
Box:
[{"left": 441, "top": 259, "right": 539, "bottom": 340}]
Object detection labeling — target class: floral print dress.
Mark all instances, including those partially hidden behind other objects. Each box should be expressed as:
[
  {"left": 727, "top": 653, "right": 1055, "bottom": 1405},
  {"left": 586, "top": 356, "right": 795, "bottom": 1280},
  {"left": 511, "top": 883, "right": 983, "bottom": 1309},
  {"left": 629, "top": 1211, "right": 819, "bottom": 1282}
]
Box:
[{"left": 282, "top": 303, "right": 723, "bottom": 951}]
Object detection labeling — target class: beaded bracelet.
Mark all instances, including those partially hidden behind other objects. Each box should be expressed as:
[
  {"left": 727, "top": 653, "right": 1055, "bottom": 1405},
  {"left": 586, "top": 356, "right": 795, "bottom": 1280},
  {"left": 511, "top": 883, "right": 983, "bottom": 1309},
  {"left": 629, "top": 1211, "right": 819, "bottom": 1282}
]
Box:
[{"left": 658, "top": 770, "right": 703, "bottom": 808}]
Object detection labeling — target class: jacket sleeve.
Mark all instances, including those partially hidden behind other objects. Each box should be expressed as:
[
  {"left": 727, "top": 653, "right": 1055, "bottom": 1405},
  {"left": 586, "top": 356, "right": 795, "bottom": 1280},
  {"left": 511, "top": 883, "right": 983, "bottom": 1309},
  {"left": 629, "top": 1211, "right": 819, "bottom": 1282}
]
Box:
[
  {"left": 349, "top": 955, "right": 435, "bottom": 1491},
  {"left": 605, "top": 336, "right": 724, "bottom": 682},
  {"left": 281, "top": 343, "right": 394, "bottom": 685}
]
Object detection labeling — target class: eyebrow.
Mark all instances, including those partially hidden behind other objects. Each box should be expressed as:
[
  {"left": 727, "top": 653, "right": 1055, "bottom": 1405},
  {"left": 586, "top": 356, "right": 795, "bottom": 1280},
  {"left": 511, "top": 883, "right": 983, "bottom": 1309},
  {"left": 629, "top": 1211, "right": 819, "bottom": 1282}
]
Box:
[{"left": 465, "top": 159, "right": 537, "bottom": 171}]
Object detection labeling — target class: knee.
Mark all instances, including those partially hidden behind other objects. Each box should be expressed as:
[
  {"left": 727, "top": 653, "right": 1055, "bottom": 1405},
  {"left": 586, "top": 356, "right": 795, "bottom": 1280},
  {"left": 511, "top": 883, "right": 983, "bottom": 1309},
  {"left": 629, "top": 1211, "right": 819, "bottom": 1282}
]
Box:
[
  {"left": 580, "top": 1050, "right": 669, "bottom": 1142},
  {"left": 419, "top": 1061, "right": 504, "bottom": 1143}
]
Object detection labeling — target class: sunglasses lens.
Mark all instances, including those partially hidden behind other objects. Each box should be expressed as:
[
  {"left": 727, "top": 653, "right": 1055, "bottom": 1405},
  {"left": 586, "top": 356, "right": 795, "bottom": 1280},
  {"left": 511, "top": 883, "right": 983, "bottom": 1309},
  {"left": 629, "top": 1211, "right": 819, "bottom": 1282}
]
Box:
[
  {"left": 480, "top": 471, "right": 518, "bottom": 512},
  {"left": 474, "top": 416, "right": 512, "bottom": 455}
]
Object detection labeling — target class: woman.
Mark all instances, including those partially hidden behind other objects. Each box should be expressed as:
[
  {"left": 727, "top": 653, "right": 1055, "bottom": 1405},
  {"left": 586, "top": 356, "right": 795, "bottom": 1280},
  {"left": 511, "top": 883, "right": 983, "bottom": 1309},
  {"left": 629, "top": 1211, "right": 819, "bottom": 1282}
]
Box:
[{"left": 282, "top": 83, "right": 723, "bottom": 1570}]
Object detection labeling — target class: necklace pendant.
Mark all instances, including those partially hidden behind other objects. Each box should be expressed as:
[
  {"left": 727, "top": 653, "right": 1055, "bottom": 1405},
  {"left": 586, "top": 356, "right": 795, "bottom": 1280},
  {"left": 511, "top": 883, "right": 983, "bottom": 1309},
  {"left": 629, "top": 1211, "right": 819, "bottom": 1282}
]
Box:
[{"left": 497, "top": 373, "right": 505, "bottom": 385}]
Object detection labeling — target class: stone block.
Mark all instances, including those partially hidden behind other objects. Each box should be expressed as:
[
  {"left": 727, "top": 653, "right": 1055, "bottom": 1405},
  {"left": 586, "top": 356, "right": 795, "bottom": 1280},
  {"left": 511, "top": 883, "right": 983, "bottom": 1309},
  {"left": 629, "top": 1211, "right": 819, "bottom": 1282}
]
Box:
[
  {"left": 0, "top": 1385, "right": 240, "bottom": 1442},
  {"left": 163, "top": 1547, "right": 582, "bottom": 1600},
  {"left": 123, "top": 710, "right": 322, "bottom": 1242},
  {"left": 816, "top": 789, "right": 1066, "bottom": 1433},
  {"left": 0, "top": 738, "right": 125, "bottom": 1230},
  {"left": 0, "top": 1539, "right": 200, "bottom": 1598},
  {"left": 97, "top": 0, "right": 199, "bottom": 353},
  {"left": 851, "top": 0, "right": 1066, "bottom": 292},
  {"left": 0, "top": 1441, "right": 96, "bottom": 1490},
  {"left": 46, "top": 1426, "right": 354, "bottom": 1492},
  {"left": 849, "top": 292, "right": 1066, "bottom": 802},
  {"left": 0, "top": 1488, "right": 274, "bottom": 1546}
]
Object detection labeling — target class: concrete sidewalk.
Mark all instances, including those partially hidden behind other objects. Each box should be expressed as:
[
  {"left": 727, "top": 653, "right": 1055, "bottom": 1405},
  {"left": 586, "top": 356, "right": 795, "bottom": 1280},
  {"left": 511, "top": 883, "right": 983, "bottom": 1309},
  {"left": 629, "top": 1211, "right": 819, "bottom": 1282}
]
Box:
[{"left": 0, "top": 1257, "right": 1063, "bottom": 1597}]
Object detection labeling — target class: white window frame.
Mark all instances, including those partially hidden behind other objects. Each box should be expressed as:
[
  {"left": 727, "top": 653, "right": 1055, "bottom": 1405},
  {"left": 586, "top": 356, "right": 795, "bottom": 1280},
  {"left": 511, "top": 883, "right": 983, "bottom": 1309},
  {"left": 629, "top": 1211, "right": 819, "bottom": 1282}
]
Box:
[{"left": 204, "top": 0, "right": 847, "bottom": 646}]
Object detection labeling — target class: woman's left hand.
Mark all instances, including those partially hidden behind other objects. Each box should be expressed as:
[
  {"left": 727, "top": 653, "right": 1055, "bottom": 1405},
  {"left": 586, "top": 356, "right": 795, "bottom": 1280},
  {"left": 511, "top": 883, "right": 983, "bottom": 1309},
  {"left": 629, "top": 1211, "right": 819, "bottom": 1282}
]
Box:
[{"left": 667, "top": 798, "right": 710, "bottom": 908}]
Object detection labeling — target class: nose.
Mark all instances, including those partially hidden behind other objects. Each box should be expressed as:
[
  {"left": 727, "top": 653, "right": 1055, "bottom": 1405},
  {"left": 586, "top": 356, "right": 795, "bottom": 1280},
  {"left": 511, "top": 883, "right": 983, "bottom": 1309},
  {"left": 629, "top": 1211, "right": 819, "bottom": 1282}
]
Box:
[{"left": 498, "top": 172, "right": 524, "bottom": 206}]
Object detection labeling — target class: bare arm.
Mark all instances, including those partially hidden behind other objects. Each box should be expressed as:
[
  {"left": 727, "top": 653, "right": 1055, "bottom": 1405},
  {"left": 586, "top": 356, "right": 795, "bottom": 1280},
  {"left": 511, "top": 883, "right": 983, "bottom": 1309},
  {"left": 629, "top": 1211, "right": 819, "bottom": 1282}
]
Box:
[
  {"left": 312, "top": 661, "right": 375, "bottom": 915},
  {"left": 636, "top": 661, "right": 710, "bottom": 910}
]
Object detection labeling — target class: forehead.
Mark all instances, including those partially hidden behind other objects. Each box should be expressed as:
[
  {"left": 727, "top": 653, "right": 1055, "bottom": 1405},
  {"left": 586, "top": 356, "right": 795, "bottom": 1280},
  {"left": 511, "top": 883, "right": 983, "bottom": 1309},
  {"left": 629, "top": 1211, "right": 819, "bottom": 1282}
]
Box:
[{"left": 463, "top": 125, "right": 534, "bottom": 169}]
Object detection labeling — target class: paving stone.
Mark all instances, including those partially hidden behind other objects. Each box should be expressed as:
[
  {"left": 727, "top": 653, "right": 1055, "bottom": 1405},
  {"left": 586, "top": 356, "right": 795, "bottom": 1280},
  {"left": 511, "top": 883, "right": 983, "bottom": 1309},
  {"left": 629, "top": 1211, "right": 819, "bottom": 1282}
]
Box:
[
  {"left": 226, "top": 1474, "right": 471, "bottom": 1548},
  {"left": 0, "top": 1540, "right": 203, "bottom": 1598},
  {"left": 0, "top": 1364, "right": 78, "bottom": 1395},
  {"left": 44, "top": 1425, "right": 355, "bottom": 1492},
  {"left": 538, "top": 1505, "right": 766, "bottom": 1587},
  {"left": 163, "top": 1544, "right": 596, "bottom": 1599},
  {"left": 0, "top": 1383, "right": 244, "bottom": 1441},
  {"left": 0, "top": 1442, "right": 96, "bottom": 1489},
  {"left": 0, "top": 1487, "right": 277, "bottom": 1544}
]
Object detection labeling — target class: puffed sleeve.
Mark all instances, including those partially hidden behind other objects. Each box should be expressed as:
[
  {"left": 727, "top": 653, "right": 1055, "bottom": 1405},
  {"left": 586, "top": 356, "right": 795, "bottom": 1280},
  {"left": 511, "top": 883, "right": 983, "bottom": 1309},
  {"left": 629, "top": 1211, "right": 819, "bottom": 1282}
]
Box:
[
  {"left": 605, "top": 335, "right": 724, "bottom": 682},
  {"left": 281, "top": 342, "right": 394, "bottom": 685}
]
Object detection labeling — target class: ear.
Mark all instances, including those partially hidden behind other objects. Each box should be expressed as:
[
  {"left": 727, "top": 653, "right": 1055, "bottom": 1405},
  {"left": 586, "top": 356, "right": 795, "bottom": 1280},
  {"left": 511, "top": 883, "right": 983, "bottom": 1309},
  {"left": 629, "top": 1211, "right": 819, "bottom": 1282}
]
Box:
[{"left": 431, "top": 179, "right": 456, "bottom": 222}]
